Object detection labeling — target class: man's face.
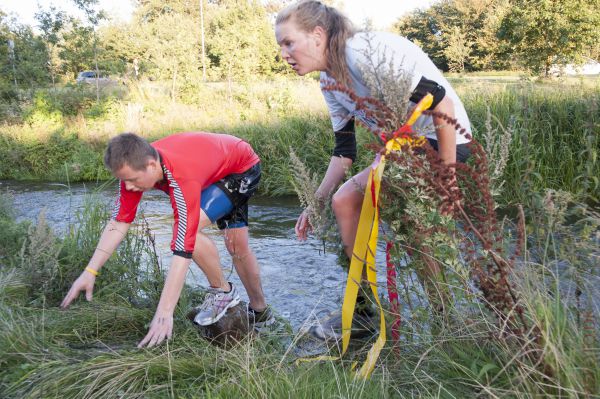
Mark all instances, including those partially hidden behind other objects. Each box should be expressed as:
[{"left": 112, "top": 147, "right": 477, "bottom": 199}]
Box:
[{"left": 114, "top": 161, "right": 159, "bottom": 192}]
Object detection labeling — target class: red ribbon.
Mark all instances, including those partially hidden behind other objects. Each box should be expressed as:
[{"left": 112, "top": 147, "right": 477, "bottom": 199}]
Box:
[
  {"left": 370, "top": 170, "right": 378, "bottom": 207},
  {"left": 386, "top": 241, "right": 401, "bottom": 347},
  {"left": 381, "top": 123, "right": 414, "bottom": 142}
]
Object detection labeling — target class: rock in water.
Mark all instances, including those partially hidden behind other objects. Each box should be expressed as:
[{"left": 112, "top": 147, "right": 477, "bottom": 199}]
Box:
[{"left": 186, "top": 302, "right": 251, "bottom": 347}]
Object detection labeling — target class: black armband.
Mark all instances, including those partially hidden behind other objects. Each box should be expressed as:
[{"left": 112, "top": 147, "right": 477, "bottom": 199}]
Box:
[
  {"left": 410, "top": 76, "right": 446, "bottom": 110},
  {"left": 173, "top": 250, "right": 193, "bottom": 259},
  {"left": 332, "top": 118, "right": 357, "bottom": 162}
]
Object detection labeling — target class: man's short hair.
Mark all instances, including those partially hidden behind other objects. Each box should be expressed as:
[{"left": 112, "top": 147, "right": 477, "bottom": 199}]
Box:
[{"left": 104, "top": 133, "right": 158, "bottom": 172}]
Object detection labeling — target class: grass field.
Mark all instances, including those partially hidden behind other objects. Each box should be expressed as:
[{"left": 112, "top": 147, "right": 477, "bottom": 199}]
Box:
[{"left": 0, "top": 75, "right": 598, "bottom": 204}]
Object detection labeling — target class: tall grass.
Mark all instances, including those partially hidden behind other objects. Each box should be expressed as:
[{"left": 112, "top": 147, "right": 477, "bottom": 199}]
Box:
[
  {"left": 455, "top": 79, "right": 600, "bottom": 205},
  {"left": 0, "top": 191, "right": 389, "bottom": 398},
  {"left": 1, "top": 179, "right": 599, "bottom": 397},
  {"left": 1, "top": 76, "right": 598, "bottom": 204}
]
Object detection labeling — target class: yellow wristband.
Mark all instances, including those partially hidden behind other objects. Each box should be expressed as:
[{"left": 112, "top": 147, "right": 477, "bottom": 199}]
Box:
[{"left": 85, "top": 267, "right": 98, "bottom": 277}]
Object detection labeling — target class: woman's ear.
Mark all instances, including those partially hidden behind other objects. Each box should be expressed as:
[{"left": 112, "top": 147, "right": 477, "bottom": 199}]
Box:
[{"left": 312, "top": 25, "right": 327, "bottom": 47}]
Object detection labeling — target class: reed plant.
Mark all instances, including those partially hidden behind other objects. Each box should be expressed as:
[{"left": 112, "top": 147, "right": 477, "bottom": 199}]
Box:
[{"left": 458, "top": 80, "right": 600, "bottom": 205}]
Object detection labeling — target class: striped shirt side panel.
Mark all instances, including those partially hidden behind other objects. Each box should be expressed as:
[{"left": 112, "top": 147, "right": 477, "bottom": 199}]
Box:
[
  {"left": 111, "top": 182, "right": 122, "bottom": 219},
  {"left": 162, "top": 165, "right": 187, "bottom": 252}
]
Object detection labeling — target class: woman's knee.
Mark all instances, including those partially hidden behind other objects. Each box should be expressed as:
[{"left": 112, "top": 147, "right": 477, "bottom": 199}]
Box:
[{"left": 332, "top": 188, "right": 361, "bottom": 217}]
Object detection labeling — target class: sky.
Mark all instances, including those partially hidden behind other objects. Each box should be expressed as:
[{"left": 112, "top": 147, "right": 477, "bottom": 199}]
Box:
[
  {"left": 1, "top": 0, "right": 435, "bottom": 30},
  {"left": 341, "top": 0, "right": 435, "bottom": 29}
]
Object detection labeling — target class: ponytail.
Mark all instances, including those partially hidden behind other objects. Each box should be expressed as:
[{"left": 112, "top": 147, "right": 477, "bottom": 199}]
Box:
[{"left": 276, "top": 1, "right": 357, "bottom": 87}]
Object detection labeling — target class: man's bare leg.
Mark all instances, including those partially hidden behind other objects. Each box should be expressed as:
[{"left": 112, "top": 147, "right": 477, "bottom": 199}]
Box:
[
  {"left": 224, "top": 227, "right": 267, "bottom": 311},
  {"left": 191, "top": 210, "right": 229, "bottom": 291}
]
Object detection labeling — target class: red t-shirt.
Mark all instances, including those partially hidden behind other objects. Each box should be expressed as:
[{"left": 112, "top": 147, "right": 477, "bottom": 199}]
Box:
[{"left": 111, "top": 132, "right": 260, "bottom": 258}]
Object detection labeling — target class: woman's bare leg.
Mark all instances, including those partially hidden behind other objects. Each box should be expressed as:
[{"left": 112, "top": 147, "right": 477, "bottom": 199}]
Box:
[{"left": 331, "top": 167, "right": 371, "bottom": 260}]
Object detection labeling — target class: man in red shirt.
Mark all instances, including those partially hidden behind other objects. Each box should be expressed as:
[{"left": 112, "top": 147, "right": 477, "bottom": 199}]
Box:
[{"left": 60, "top": 132, "right": 274, "bottom": 348}]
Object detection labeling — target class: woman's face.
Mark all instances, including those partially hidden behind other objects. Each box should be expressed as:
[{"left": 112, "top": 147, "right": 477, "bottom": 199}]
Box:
[{"left": 275, "top": 19, "right": 327, "bottom": 75}]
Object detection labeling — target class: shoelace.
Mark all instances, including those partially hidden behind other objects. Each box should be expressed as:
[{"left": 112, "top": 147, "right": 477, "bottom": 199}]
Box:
[{"left": 197, "top": 290, "right": 221, "bottom": 311}]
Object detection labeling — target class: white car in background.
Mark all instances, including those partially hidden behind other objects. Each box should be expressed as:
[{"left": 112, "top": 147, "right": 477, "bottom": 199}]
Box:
[
  {"left": 76, "top": 70, "right": 113, "bottom": 85},
  {"left": 550, "top": 57, "right": 600, "bottom": 77}
]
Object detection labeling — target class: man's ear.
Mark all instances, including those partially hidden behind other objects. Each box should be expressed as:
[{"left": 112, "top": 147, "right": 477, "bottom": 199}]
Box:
[{"left": 146, "top": 158, "right": 160, "bottom": 172}]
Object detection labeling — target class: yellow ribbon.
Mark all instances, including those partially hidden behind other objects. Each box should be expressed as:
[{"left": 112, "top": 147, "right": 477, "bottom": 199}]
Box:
[
  {"left": 296, "top": 94, "right": 434, "bottom": 378},
  {"left": 342, "top": 93, "right": 434, "bottom": 378}
]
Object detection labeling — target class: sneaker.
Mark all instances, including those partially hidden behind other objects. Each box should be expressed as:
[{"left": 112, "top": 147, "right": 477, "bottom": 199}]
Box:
[
  {"left": 247, "top": 305, "right": 276, "bottom": 332},
  {"left": 193, "top": 282, "right": 241, "bottom": 326},
  {"left": 309, "top": 310, "right": 377, "bottom": 341}
]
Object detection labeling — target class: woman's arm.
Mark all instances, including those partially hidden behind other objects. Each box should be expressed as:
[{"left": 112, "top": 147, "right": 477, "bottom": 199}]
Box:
[
  {"left": 432, "top": 96, "right": 457, "bottom": 165},
  {"left": 295, "top": 156, "right": 352, "bottom": 240},
  {"left": 316, "top": 156, "right": 353, "bottom": 200}
]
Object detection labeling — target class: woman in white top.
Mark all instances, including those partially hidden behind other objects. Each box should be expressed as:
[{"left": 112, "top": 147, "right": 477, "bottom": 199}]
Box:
[{"left": 275, "top": 0, "right": 471, "bottom": 267}]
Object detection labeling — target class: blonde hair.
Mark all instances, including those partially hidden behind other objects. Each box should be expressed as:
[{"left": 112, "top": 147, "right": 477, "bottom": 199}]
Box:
[{"left": 276, "top": 0, "right": 356, "bottom": 87}]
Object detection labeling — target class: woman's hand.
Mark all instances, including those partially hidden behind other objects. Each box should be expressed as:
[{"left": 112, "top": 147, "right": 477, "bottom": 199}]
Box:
[
  {"left": 137, "top": 310, "right": 174, "bottom": 348},
  {"left": 295, "top": 208, "right": 313, "bottom": 241},
  {"left": 60, "top": 271, "right": 96, "bottom": 309}
]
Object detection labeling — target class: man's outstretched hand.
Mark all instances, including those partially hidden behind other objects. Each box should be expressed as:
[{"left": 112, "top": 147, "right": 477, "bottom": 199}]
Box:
[
  {"left": 137, "top": 310, "right": 174, "bottom": 348},
  {"left": 60, "top": 272, "right": 96, "bottom": 309}
]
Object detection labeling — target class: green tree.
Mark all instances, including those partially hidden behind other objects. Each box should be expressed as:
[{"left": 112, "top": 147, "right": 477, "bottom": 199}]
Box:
[
  {"left": 0, "top": 14, "right": 49, "bottom": 91},
  {"left": 0, "top": 10, "right": 19, "bottom": 104},
  {"left": 393, "top": 8, "right": 447, "bottom": 69},
  {"left": 58, "top": 20, "right": 95, "bottom": 78},
  {"left": 393, "top": 0, "right": 513, "bottom": 71},
  {"left": 35, "top": 7, "right": 68, "bottom": 90},
  {"left": 444, "top": 26, "right": 471, "bottom": 72},
  {"left": 135, "top": 0, "right": 201, "bottom": 22},
  {"left": 72, "top": 0, "right": 107, "bottom": 101},
  {"left": 142, "top": 13, "right": 201, "bottom": 99},
  {"left": 99, "top": 24, "right": 139, "bottom": 77},
  {"left": 91, "top": 0, "right": 284, "bottom": 87},
  {"left": 499, "top": 0, "right": 600, "bottom": 75},
  {"left": 206, "top": 0, "right": 280, "bottom": 81}
]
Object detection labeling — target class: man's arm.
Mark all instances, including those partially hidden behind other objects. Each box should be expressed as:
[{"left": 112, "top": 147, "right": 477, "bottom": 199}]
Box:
[
  {"left": 137, "top": 254, "right": 192, "bottom": 348},
  {"left": 60, "top": 220, "right": 131, "bottom": 308}
]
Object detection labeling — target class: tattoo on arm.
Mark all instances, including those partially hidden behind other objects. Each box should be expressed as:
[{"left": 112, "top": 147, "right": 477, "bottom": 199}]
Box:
[
  {"left": 95, "top": 247, "right": 111, "bottom": 255},
  {"left": 108, "top": 226, "right": 126, "bottom": 235}
]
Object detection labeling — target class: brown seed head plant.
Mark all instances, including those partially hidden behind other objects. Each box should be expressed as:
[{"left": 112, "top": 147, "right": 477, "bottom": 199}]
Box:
[{"left": 316, "top": 32, "right": 535, "bottom": 349}]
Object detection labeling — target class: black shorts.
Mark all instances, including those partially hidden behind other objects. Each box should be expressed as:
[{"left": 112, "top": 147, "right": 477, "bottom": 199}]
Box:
[
  {"left": 426, "top": 138, "right": 470, "bottom": 163},
  {"left": 213, "top": 162, "right": 261, "bottom": 229}
]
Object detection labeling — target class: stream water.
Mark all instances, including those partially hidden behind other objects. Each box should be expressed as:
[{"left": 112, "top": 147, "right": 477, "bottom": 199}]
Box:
[{"left": 1, "top": 180, "right": 389, "bottom": 330}]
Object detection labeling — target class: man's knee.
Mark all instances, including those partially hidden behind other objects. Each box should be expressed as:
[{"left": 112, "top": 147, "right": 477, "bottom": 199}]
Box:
[{"left": 224, "top": 231, "right": 251, "bottom": 258}]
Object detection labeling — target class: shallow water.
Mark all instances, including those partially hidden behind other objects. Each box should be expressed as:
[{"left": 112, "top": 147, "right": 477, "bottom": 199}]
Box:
[{"left": 1, "top": 180, "right": 389, "bottom": 330}]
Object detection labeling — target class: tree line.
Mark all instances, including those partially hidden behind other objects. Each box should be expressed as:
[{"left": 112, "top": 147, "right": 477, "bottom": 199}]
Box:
[
  {"left": 394, "top": 0, "right": 600, "bottom": 74},
  {"left": 1, "top": 0, "right": 599, "bottom": 98}
]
